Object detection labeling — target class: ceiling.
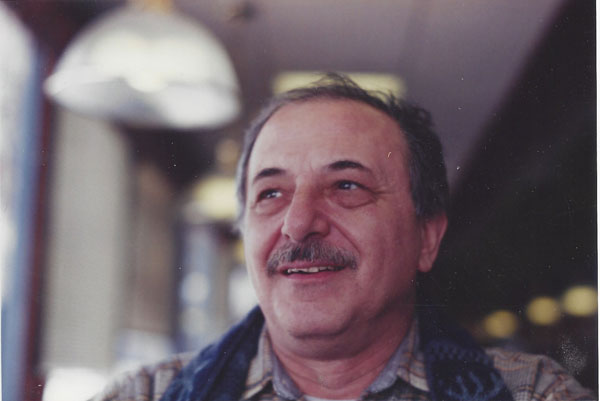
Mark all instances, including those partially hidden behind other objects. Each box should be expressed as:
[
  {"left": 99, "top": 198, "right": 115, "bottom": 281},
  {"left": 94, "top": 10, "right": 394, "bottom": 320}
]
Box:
[
  {"left": 173, "top": 0, "right": 566, "bottom": 184},
  {"left": 9, "top": 0, "right": 567, "bottom": 186}
]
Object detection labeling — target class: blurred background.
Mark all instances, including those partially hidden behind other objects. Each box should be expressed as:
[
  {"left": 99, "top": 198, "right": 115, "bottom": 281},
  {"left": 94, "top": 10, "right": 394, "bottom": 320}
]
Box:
[{"left": 1, "top": 0, "right": 596, "bottom": 400}]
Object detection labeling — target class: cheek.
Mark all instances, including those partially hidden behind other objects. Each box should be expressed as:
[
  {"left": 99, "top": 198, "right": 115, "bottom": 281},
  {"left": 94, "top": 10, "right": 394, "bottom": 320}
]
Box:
[
  {"left": 243, "top": 239, "right": 270, "bottom": 303},
  {"left": 243, "top": 216, "right": 282, "bottom": 269},
  {"left": 354, "top": 208, "right": 421, "bottom": 267}
]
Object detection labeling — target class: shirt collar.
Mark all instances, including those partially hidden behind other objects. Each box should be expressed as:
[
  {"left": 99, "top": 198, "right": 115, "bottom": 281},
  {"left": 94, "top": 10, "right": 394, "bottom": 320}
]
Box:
[
  {"left": 241, "top": 327, "right": 303, "bottom": 400},
  {"left": 367, "top": 318, "right": 429, "bottom": 394},
  {"left": 241, "top": 325, "right": 274, "bottom": 400},
  {"left": 241, "top": 318, "right": 429, "bottom": 400}
]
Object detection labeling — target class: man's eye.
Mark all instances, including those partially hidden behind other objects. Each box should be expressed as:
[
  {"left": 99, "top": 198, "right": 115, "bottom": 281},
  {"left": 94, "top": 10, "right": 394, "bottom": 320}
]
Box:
[
  {"left": 330, "top": 180, "right": 373, "bottom": 208},
  {"left": 337, "top": 181, "right": 361, "bottom": 190},
  {"left": 258, "top": 189, "right": 281, "bottom": 200}
]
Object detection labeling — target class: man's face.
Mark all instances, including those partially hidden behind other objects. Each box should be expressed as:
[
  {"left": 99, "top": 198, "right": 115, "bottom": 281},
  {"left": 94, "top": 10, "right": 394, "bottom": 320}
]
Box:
[{"left": 242, "top": 99, "right": 445, "bottom": 343}]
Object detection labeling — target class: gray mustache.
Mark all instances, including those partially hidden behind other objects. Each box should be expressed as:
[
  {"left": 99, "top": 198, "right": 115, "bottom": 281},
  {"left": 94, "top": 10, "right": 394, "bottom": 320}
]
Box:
[{"left": 267, "top": 241, "right": 358, "bottom": 275}]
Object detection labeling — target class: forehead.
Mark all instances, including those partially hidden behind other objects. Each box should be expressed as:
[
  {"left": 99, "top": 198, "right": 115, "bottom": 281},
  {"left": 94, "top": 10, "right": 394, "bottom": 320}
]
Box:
[{"left": 248, "top": 99, "right": 409, "bottom": 175}]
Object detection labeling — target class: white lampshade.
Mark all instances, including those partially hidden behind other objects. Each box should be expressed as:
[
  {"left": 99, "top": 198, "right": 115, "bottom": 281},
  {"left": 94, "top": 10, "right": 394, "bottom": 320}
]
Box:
[{"left": 44, "top": 6, "right": 241, "bottom": 129}]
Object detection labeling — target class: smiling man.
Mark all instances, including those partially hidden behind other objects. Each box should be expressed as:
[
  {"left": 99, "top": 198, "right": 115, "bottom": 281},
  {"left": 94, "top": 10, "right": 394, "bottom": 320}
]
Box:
[
  {"left": 94, "top": 75, "right": 593, "bottom": 401},
  {"left": 240, "top": 97, "right": 446, "bottom": 399}
]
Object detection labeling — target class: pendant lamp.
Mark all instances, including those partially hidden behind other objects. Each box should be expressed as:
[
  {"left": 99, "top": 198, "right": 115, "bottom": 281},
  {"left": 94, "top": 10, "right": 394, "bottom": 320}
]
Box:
[{"left": 44, "top": 1, "right": 241, "bottom": 129}]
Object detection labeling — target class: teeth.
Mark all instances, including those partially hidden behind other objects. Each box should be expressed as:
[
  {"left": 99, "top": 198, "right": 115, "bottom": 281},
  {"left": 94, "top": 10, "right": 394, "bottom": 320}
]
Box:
[{"left": 285, "top": 266, "right": 341, "bottom": 274}]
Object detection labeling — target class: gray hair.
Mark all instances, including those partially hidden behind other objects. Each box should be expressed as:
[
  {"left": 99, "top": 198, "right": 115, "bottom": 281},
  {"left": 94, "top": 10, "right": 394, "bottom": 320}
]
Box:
[{"left": 235, "top": 73, "right": 449, "bottom": 227}]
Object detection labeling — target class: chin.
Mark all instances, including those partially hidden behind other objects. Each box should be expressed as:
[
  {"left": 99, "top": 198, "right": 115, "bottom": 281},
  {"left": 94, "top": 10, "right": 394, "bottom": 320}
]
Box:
[
  {"left": 287, "top": 320, "right": 348, "bottom": 340},
  {"left": 271, "top": 301, "right": 352, "bottom": 340}
]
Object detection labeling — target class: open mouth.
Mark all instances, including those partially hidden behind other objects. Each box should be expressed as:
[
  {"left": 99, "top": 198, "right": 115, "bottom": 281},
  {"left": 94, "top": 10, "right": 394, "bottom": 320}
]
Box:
[{"left": 283, "top": 266, "right": 345, "bottom": 275}]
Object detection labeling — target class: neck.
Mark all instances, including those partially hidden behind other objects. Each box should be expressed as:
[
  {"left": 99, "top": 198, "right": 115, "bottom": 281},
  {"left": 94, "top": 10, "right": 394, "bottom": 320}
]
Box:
[{"left": 268, "top": 311, "right": 413, "bottom": 399}]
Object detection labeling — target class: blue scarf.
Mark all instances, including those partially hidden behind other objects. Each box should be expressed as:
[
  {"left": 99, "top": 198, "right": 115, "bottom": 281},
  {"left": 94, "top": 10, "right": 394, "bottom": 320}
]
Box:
[{"left": 160, "top": 306, "right": 513, "bottom": 401}]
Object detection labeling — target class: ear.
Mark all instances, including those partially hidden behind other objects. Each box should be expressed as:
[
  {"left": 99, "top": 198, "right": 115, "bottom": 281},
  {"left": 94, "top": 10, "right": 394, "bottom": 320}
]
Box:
[{"left": 417, "top": 213, "right": 448, "bottom": 273}]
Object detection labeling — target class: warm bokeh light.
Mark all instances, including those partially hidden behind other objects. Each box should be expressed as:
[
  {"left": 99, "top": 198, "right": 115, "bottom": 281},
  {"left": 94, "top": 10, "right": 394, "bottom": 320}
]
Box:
[
  {"left": 272, "top": 71, "right": 406, "bottom": 98},
  {"left": 561, "top": 285, "right": 597, "bottom": 317},
  {"left": 234, "top": 239, "right": 245, "bottom": 264},
  {"left": 526, "top": 296, "right": 561, "bottom": 326},
  {"left": 191, "top": 175, "right": 237, "bottom": 221},
  {"left": 215, "top": 138, "right": 241, "bottom": 172},
  {"left": 482, "top": 310, "right": 519, "bottom": 339}
]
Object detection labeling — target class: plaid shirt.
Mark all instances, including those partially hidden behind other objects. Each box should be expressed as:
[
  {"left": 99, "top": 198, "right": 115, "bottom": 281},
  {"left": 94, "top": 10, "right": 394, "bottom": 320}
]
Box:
[{"left": 92, "top": 321, "right": 595, "bottom": 401}]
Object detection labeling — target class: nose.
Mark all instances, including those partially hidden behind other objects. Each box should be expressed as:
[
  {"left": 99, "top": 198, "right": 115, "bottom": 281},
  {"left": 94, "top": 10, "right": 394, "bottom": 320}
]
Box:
[{"left": 281, "top": 190, "right": 330, "bottom": 242}]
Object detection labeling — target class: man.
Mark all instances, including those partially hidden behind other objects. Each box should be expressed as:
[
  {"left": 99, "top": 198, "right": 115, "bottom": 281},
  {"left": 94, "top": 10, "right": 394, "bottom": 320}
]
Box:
[{"left": 94, "top": 74, "right": 594, "bottom": 401}]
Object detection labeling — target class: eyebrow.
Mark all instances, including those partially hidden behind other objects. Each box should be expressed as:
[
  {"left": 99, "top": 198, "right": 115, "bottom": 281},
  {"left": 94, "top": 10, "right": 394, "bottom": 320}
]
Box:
[
  {"left": 251, "top": 160, "right": 371, "bottom": 185},
  {"left": 327, "top": 159, "right": 371, "bottom": 173},
  {"left": 251, "top": 167, "right": 285, "bottom": 184}
]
